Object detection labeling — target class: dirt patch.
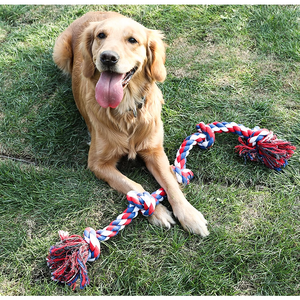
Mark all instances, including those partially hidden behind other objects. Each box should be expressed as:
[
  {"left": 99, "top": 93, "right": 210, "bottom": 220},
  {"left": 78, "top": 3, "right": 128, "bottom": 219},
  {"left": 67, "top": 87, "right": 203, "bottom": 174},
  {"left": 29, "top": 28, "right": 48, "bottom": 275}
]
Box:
[
  {"left": 238, "top": 193, "right": 269, "bottom": 232},
  {"left": 0, "top": 278, "right": 25, "bottom": 296},
  {"left": 167, "top": 36, "right": 255, "bottom": 79},
  {"left": 0, "top": 27, "right": 7, "bottom": 43},
  {"left": 234, "top": 279, "right": 256, "bottom": 295},
  {"left": 26, "top": 219, "right": 36, "bottom": 240}
]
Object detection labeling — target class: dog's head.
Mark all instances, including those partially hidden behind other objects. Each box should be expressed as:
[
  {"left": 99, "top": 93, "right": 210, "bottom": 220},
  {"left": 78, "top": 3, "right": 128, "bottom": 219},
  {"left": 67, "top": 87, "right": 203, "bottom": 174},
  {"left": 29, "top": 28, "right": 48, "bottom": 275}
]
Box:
[{"left": 80, "top": 16, "right": 166, "bottom": 109}]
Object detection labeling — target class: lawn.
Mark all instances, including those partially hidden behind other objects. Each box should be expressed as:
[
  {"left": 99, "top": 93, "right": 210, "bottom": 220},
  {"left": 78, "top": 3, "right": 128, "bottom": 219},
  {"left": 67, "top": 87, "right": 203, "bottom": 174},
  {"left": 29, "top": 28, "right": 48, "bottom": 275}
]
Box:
[{"left": 0, "top": 4, "right": 299, "bottom": 295}]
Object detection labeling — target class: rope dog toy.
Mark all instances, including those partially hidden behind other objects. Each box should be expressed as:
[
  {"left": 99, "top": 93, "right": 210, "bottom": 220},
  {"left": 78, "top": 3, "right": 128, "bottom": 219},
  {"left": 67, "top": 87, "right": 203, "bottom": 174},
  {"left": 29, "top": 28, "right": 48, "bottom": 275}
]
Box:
[{"left": 47, "top": 121, "right": 296, "bottom": 289}]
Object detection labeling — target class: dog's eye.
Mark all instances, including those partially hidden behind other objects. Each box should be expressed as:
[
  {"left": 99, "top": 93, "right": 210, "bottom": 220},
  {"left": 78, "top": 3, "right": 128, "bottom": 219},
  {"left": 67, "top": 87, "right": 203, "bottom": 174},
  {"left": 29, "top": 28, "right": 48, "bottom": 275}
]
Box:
[
  {"left": 97, "top": 32, "right": 106, "bottom": 39},
  {"left": 128, "top": 37, "right": 138, "bottom": 44}
]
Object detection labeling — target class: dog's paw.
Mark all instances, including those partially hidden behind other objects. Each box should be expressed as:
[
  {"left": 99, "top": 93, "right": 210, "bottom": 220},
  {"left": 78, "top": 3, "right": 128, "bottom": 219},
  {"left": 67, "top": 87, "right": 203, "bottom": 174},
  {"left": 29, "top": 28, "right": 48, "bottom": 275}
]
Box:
[
  {"left": 173, "top": 203, "right": 209, "bottom": 237},
  {"left": 148, "top": 204, "right": 176, "bottom": 229}
]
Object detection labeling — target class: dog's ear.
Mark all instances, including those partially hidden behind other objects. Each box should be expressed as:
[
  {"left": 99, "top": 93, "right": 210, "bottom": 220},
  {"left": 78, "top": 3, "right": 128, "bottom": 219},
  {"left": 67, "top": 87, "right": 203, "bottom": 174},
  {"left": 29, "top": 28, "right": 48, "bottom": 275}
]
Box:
[
  {"left": 80, "top": 24, "right": 96, "bottom": 78},
  {"left": 146, "top": 30, "right": 167, "bottom": 82}
]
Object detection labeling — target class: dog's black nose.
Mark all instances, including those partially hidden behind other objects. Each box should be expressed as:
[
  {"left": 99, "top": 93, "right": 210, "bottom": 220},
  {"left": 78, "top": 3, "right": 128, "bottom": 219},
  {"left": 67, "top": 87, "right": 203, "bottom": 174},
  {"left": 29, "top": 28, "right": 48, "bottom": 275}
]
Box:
[{"left": 100, "top": 51, "right": 119, "bottom": 66}]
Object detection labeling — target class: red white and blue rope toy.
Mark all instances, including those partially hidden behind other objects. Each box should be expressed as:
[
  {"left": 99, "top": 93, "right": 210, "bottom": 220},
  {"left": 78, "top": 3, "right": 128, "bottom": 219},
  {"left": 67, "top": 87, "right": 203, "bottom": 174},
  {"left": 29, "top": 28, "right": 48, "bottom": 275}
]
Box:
[{"left": 47, "top": 121, "right": 296, "bottom": 290}]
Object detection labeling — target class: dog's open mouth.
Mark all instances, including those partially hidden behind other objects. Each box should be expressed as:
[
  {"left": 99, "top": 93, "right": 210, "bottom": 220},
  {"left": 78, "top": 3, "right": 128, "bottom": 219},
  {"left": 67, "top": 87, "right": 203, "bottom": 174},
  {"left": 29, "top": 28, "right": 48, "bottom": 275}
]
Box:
[
  {"left": 122, "top": 67, "right": 137, "bottom": 88},
  {"left": 95, "top": 67, "right": 138, "bottom": 109}
]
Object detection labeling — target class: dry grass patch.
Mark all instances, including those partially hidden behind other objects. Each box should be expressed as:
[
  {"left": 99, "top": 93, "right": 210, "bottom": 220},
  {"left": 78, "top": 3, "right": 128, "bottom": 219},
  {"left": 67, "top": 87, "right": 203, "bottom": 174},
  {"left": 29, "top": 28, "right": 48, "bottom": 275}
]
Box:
[
  {"left": 0, "top": 278, "right": 25, "bottom": 296},
  {"left": 238, "top": 193, "right": 269, "bottom": 233}
]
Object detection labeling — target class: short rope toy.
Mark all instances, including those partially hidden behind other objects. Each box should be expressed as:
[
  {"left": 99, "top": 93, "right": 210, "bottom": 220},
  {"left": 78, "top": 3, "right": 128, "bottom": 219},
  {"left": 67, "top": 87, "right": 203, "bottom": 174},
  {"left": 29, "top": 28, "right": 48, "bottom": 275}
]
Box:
[{"left": 47, "top": 121, "right": 296, "bottom": 289}]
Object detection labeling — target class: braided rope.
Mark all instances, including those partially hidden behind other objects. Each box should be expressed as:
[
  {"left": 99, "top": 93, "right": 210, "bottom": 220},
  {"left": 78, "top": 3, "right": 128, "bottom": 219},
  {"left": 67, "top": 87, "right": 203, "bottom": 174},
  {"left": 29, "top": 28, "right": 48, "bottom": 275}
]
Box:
[
  {"left": 95, "top": 189, "right": 165, "bottom": 242},
  {"left": 47, "top": 121, "right": 296, "bottom": 289}
]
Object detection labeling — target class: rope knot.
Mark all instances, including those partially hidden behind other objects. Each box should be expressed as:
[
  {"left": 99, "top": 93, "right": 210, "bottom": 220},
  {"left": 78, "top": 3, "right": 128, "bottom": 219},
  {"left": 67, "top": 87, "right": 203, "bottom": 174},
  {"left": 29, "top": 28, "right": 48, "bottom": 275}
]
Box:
[
  {"left": 127, "top": 191, "right": 158, "bottom": 217},
  {"left": 196, "top": 122, "right": 215, "bottom": 149},
  {"left": 244, "top": 128, "right": 272, "bottom": 147}
]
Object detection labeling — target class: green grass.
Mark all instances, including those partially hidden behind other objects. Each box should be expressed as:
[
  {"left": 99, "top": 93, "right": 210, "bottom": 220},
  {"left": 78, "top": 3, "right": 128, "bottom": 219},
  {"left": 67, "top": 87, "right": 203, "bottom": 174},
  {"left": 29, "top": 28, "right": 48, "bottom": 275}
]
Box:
[{"left": 0, "top": 4, "right": 299, "bottom": 295}]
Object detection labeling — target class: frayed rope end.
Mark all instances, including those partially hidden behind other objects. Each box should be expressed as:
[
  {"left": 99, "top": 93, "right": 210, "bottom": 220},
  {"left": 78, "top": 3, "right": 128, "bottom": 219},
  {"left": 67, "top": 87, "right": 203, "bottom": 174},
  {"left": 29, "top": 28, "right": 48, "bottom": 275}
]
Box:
[
  {"left": 47, "top": 228, "right": 100, "bottom": 290},
  {"left": 235, "top": 132, "right": 296, "bottom": 171}
]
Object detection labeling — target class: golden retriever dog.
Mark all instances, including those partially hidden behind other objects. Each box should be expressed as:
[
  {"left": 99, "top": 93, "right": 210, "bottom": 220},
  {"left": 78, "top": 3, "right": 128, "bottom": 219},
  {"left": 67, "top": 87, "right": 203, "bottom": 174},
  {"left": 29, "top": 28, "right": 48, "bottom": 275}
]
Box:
[{"left": 53, "top": 11, "right": 209, "bottom": 236}]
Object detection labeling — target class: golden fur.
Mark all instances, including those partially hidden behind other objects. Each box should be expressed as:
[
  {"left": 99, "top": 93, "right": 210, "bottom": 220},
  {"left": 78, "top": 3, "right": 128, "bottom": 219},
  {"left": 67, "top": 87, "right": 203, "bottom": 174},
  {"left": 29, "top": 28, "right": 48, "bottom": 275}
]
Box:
[{"left": 53, "top": 11, "right": 209, "bottom": 236}]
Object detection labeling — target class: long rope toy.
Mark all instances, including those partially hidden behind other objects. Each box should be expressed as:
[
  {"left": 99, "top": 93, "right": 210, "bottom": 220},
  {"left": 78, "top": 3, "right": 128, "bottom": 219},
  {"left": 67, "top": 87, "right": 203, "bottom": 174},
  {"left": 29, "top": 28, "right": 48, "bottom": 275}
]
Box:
[{"left": 47, "top": 121, "right": 296, "bottom": 290}]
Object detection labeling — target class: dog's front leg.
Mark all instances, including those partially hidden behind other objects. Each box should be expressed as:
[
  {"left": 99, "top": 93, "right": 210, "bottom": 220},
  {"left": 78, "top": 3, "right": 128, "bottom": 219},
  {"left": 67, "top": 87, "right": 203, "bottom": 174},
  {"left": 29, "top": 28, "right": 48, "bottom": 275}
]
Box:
[
  {"left": 140, "top": 147, "right": 209, "bottom": 237},
  {"left": 88, "top": 155, "right": 144, "bottom": 194},
  {"left": 87, "top": 137, "right": 145, "bottom": 194}
]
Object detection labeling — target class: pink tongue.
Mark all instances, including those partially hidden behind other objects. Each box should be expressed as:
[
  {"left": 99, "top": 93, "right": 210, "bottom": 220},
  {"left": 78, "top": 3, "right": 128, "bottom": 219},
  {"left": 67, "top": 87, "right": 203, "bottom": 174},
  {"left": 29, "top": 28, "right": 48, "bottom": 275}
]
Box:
[{"left": 95, "top": 71, "right": 124, "bottom": 108}]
